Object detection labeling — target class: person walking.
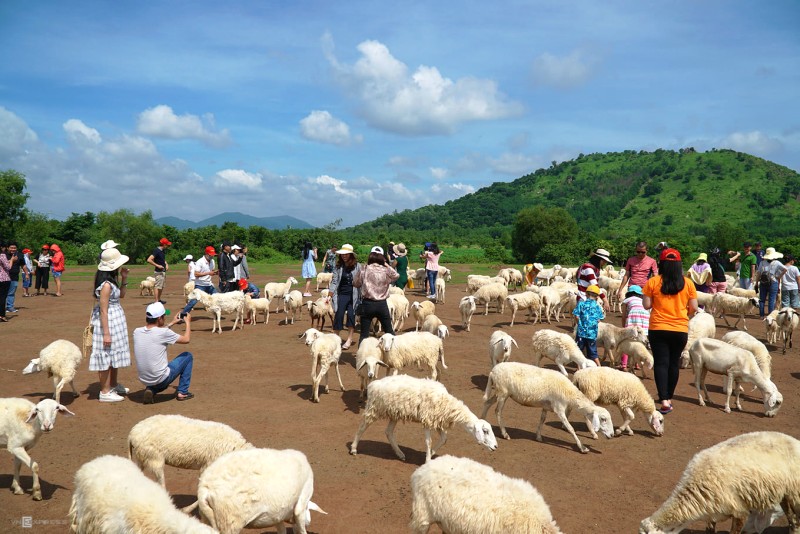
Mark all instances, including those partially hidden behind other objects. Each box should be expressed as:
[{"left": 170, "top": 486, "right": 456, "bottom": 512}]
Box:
[
  {"left": 619, "top": 285, "right": 650, "bottom": 372},
  {"left": 5, "top": 241, "right": 29, "bottom": 312},
  {"left": 687, "top": 253, "right": 712, "bottom": 294},
  {"left": 392, "top": 243, "right": 409, "bottom": 290},
  {"left": 179, "top": 246, "right": 217, "bottom": 319},
  {"left": 728, "top": 242, "right": 757, "bottom": 289},
  {"left": 755, "top": 247, "right": 784, "bottom": 317},
  {"left": 183, "top": 254, "right": 195, "bottom": 282},
  {"left": 90, "top": 247, "right": 131, "bottom": 402},
  {"left": 421, "top": 242, "right": 443, "bottom": 300},
  {"left": 49, "top": 243, "right": 65, "bottom": 296},
  {"left": 572, "top": 285, "right": 605, "bottom": 368},
  {"left": 322, "top": 245, "right": 338, "bottom": 274},
  {"left": 21, "top": 248, "right": 33, "bottom": 297},
  {"left": 0, "top": 242, "right": 17, "bottom": 322},
  {"left": 35, "top": 244, "right": 51, "bottom": 296},
  {"left": 301, "top": 241, "right": 317, "bottom": 297},
  {"left": 147, "top": 238, "right": 171, "bottom": 304},
  {"left": 707, "top": 248, "right": 728, "bottom": 294},
  {"left": 329, "top": 244, "right": 361, "bottom": 350},
  {"left": 617, "top": 241, "right": 658, "bottom": 303},
  {"left": 780, "top": 254, "right": 800, "bottom": 310},
  {"left": 354, "top": 246, "right": 399, "bottom": 346},
  {"left": 642, "top": 248, "right": 699, "bottom": 415}
]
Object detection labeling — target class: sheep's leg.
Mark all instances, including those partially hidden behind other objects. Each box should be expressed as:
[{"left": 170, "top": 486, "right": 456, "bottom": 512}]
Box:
[
  {"left": 780, "top": 495, "right": 799, "bottom": 532},
  {"left": 729, "top": 516, "right": 745, "bottom": 534},
  {"left": 731, "top": 375, "right": 743, "bottom": 411},
  {"left": 334, "top": 363, "right": 345, "bottom": 392},
  {"left": 349, "top": 414, "right": 376, "bottom": 455},
  {"left": 495, "top": 396, "right": 511, "bottom": 440},
  {"left": 741, "top": 314, "right": 748, "bottom": 332},
  {"left": 11, "top": 447, "right": 40, "bottom": 500},
  {"left": 384, "top": 420, "right": 406, "bottom": 461},
  {"left": 53, "top": 377, "right": 66, "bottom": 404},
  {"left": 484, "top": 301, "right": 489, "bottom": 315},
  {"left": 695, "top": 367, "right": 707, "bottom": 406},
  {"left": 510, "top": 309, "right": 516, "bottom": 327},
  {"left": 430, "top": 430, "right": 447, "bottom": 458},
  {"left": 480, "top": 394, "right": 496, "bottom": 420},
  {"left": 69, "top": 379, "right": 79, "bottom": 398},
  {"left": 423, "top": 428, "right": 433, "bottom": 462},
  {"left": 322, "top": 364, "right": 330, "bottom": 393},
  {"left": 556, "top": 362, "right": 569, "bottom": 376},
  {"left": 311, "top": 371, "right": 322, "bottom": 403},
  {"left": 585, "top": 414, "right": 599, "bottom": 440},
  {"left": 615, "top": 406, "right": 635, "bottom": 436},
  {"left": 556, "top": 410, "right": 588, "bottom": 453},
  {"left": 535, "top": 409, "right": 549, "bottom": 442}
]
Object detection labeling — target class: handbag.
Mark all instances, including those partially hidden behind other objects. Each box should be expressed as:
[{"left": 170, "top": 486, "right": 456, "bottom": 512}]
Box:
[{"left": 82, "top": 311, "right": 94, "bottom": 359}]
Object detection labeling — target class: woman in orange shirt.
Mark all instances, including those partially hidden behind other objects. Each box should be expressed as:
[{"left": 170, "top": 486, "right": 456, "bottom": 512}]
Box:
[{"left": 642, "top": 248, "right": 698, "bottom": 415}]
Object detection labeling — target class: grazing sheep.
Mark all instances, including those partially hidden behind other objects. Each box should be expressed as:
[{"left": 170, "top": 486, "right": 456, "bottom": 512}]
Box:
[
  {"left": 536, "top": 286, "right": 562, "bottom": 324},
  {"left": 639, "top": 431, "right": 800, "bottom": 534},
  {"left": 197, "top": 448, "right": 326, "bottom": 534},
  {"left": 506, "top": 291, "right": 542, "bottom": 326},
  {"left": 727, "top": 287, "right": 757, "bottom": 299},
  {"left": 69, "top": 455, "right": 215, "bottom": 534},
  {"left": 466, "top": 274, "right": 506, "bottom": 294},
  {"left": 22, "top": 339, "right": 83, "bottom": 404},
  {"left": 434, "top": 277, "right": 446, "bottom": 303},
  {"left": 573, "top": 367, "right": 664, "bottom": 437},
  {"left": 776, "top": 307, "right": 799, "bottom": 354},
  {"left": 350, "top": 375, "right": 497, "bottom": 462},
  {"left": 355, "top": 337, "right": 388, "bottom": 400},
  {"left": 139, "top": 278, "right": 155, "bottom": 296},
  {"left": 315, "top": 272, "right": 332, "bottom": 291},
  {"left": 378, "top": 332, "right": 447, "bottom": 380},
  {"left": 128, "top": 414, "right": 253, "bottom": 491},
  {"left": 411, "top": 300, "right": 436, "bottom": 331},
  {"left": 264, "top": 276, "right": 298, "bottom": 312},
  {"left": 0, "top": 398, "right": 74, "bottom": 500},
  {"left": 283, "top": 289, "right": 304, "bottom": 325},
  {"left": 531, "top": 329, "right": 596, "bottom": 376},
  {"left": 720, "top": 331, "right": 772, "bottom": 381},
  {"left": 387, "top": 293, "right": 410, "bottom": 332},
  {"left": 596, "top": 323, "right": 648, "bottom": 367},
  {"left": 617, "top": 338, "right": 654, "bottom": 378},
  {"left": 421, "top": 314, "right": 449, "bottom": 340},
  {"left": 244, "top": 293, "right": 271, "bottom": 325},
  {"left": 553, "top": 288, "right": 578, "bottom": 321},
  {"left": 306, "top": 295, "right": 333, "bottom": 330},
  {"left": 187, "top": 288, "right": 246, "bottom": 333},
  {"left": 489, "top": 330, "right": 519, "bottom": 368},
  {"left": 764, "top": 309, "right": 781, "bottom": 345},
  {"left": 689, "top": 338, "right": 783, "bottom": 416},
  {"left": 711, "top": 293, "right": 759, "bottom": 331},
  {"left": 695, "top": 291, "right": 715, "bottom": 310},
  {"left": 473, "top": 282, "right": 508, "bottom": 315},
  {"left": 536, "top": 264, "right": 561, "bottom": 286},
  {"left": 481, "top": 362, "right": 614, "bottom": 453},
  {"left": 459, "top": 295, "right": 477, "bottom": 332},
  {"left": 300, "top": 328, "right": 345, "bottom": 403},
  {"left": 409, "top": 455, "right": 564, "bottom": 534},
  {"left": 680, "top": 309, "right": 717, "bottom": 368}
]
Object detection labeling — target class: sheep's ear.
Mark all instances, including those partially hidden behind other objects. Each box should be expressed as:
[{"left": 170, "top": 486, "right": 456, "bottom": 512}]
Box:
[
  {"left": 22, "top": 359, "right": 40, "bottom": 374},
  {"left": 25, "top": 407, "right": 38, "bottom": 423},
  {"left": 511, "top": 338, "right": 519, "bottom": 348},
  {"left": 57, "top": 404, "right": 75, "bottom": 417},
  {"left": 356, "top": 360, "right": 366, "bottom": 372},
  {"left": 591, "top": 412, "right": 601, "bottom": 432},
  {"left": 376, "top": 360, "right": 389, "bottom": 368}
]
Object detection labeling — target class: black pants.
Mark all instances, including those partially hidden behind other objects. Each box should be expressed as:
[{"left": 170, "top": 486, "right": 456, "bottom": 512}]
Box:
[
  {"left": 649, "top": 329, "right": 688, "bottom": 403},
  {"left": 358, "top": 298, "right": 394, "bottom": 346},
  {"left": 35, "top": 266, "right": 49, "bottom": 290},
  {"left": 0, "top": 281, "right": 9, "bottom": 318}
]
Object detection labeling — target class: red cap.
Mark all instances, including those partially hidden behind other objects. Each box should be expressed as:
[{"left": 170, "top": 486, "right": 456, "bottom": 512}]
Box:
[
  {"left": 237, "top": 279, "right": 248, "bottom": 290},
  {"left": 22, "top": 248, "right": 32, "bottom": 254},
  {"left": 159, "top": 238, "right": 172, "bottom": 246},
  {"left": 204, "top": 246, "right": 217, "bottom": 256},
  {"left": 659, "top": 248, "right": 682, "bottom": 261},
  {"left": 41, "top": 244, "right": 50, "bottom": 250}
]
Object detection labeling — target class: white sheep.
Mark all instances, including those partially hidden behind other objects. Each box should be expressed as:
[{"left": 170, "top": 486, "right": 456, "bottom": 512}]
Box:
[
  {"left": 387, "top": 292, "right": 410, "bottom": 332},
  {"left": 536, "top": 286, "right": 562, "bottom": 324},
  {"left": 640, "top": 431, "right": 800, "bottom": 534},
  {"left": 536, "top": 264, "right": 561, "bottom": 286},
  {"left": 409, "top": 455, "right": 564, "bottom": 534},
  {"left": 573, "top": 367, "right": 664, "bottom": 437},
  {"left": 300, "top": 328, "right": 345, "bottom": 403},
  {"left": 459, "top": 295, "right": 477, "bottom": 332},
  {"left": 481, "top": 362, "right": 614, "bottom": 453},
  {"left": 244, "top": 293, "right": 271, "bottom": 325},
  {"left": 489, "top": 330, "right": 518, "bottom": 368},
  {"left": 196, "top": 448, "right": 326, "bottom": 534},
  {"left": 466, "top": 274, "right": 506, "bottom": 294},
  {"left": 720, "top": 331, "right": 772, "bottom": 381},
  {"left": 306, "top": 295, "right": 333, "bottom": 330},
  {"left": 421, "top": 314, "right": 449, "bottom": 340},
  {"left": 727, "top": 286, "right": 757, "bottom": 299},
  {"left": 680, "top": 309, "right": 717, "bottom": 368},
  {"left": 139, "top": 278, "right": 155, "bottom": 296},
  {"left": 68, "top": 455, "right": 215, "bottom": 533},
  {"left": 553, "top": 288, "right": 578, "bottom": 321},
  {"left": 283, "top": 289, "right": 304, "bottom": 325},
  {"left": 183, "top": 280, "right": 195, "bottom": 300},
  {"left": 764, "top": 309, "right": 781, "bottom": 345},
  {"left": 128, "top": 414, "right": 253, "bottom": 490},
  {"left": 531, "top": 329, "right": 596, "bottom": 376},
  {"left": 408, "top": 268, "right": 427, "bottom": 286},
  {"left": 377, "top": 332, "right": 447, "bottom": 380},
  {"left": 0, "top": 398, "right": 74, "bottom": 500},
  {"left": 434, "top": 277, "right": 446, "bottom": 303},
  {"left": 689, "top": 338, "right": 783, "bottom": 416},
  {"left": 711, "top": 293, "right": 759, "bottom": 331},
  {"left": 438, "top": 265, "right": 452, "bottom": 281},
  {"left": 188, "top": 288, "right": 246, "bottom": 334},
  {"left": 473, "top": 282, "right": 508, "bottom": 315},
  {"left": 411, "top": 300, "right": 436, "bottom": 331},
  {"left": 355, "top": 337, "right": 388, "bottom": 400},
  {"left": 617, "top": 338, "right": 654, "bottom": 378},
  {"left": 695, "top": 290, "right": 715, "bottom": 310},
  {"left": 388, "top": 286, "right": 405, "bottom": 295},
  {"left": 506, "top": 291, "right": 541, "bottom": 326},
  {"left": 315, "top": 272, "right": 332, "bottom": 291},
  {"left": 349, "top": 374, "right": 497, "bottom": 462},
  {"left": 264, "top": 276, "right": 298, "bottom": 312},
  {"left": 22, "top": 339, "right": 83, "bottom": 404},
  {"left": 776, "top": 306, "right": 799, "bottom": 354},
  {"left": 596, "top": 323, "right": 648, "bottom": 366}
]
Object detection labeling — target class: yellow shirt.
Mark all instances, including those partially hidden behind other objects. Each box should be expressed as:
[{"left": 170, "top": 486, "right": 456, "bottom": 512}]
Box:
[{"left": 643, "top": 275, "right": 697, "bottom": 332}]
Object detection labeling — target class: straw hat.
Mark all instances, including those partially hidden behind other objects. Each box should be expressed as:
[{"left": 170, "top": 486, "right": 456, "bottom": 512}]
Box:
[
  {"left": 763, "top": 247, "right": 783, "bottom": 260},
  {"left": 393, "top": 243, "right": 407, "bottom": 257},
  {"left": 593, "top": 248, "right": 613, "bottom": 264},
  {"left": 98, "top": 248, "right": 129, "bottom": 272},
  {"left": 100, "top": 240, "right": 120, "bottom": 250},
  {"left": 336, "top": 243, "right": 355, "bottom": 255}
]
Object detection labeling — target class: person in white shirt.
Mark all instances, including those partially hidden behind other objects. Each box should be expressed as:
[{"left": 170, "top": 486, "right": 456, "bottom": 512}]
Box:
[
  {"left": 179, "top": 246, "right": 218, "bottom": 319},
  {"left": 184, "top": 254, "right": 195, "bottom": 282},
  {"left": 780, "top": 254, "right": 800, "bottom": 309}
]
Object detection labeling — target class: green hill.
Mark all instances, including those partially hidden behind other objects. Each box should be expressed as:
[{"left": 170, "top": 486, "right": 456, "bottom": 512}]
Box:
[{"left": 354, "top": 148, "right": 800, "bottom": 241}]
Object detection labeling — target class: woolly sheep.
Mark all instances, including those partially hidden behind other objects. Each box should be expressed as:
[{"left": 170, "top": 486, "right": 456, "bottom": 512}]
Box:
[
  {"left": 0, "top": 398, "right": 74, "bottom": 500},
  {"left": 409, "top": 455, "right": 564, "bottom": 534},
  {"left": 466, "top": 274, "right": 506, "bottom": 294},
  {"left": 573, "top": 367, "right": 664, "bottom": 437},
  {"left": 679, "top": 308, "right": 717, "bottom": 368},
  {"left": 188, "top": 288, "right": 246, "bottom": 334},
  {"left": 596, "top": 323, "right": 648, "bottom": 367},
  {"left": 283, "top": 289, "right": 304, "bottom": 325},
  {"left": 481, "top": 362, "right": 614, "bottom": 453},
  {"left": 720, "top": 331, "right": 772, "bottom": 381},
  {"left": 421, "top": 314, "right": 449, "bottom": 340},
  {"left": 764, "top": 309, "right": 780, "bottom": 345},
  {"left": 496, "top": 268, "right": 512, "bottom": 285},
  {"left": 139, "top": 278, "right": 155, "bottom": 296},
  {"left": 617, "top": 338, "right": 654, "bottom": 379},
  {"left": 536, "top": 264, "right": 561, "bottom": 286},
  {"left": 536, "top": 286, "right": 562, "bottom": 324},
  {"left": 459, "top": 295, "right": 477, "bottom": 332},
  {"left": 409, "top": 268, "right": 427, "bottom": 285},
  {"left": 378, "top": 331, "right": 447, "bottom": 380},
  {"left": 434, "top": 277, "right": 446, "bottom": 303},
  {"left": 300, "top": 328, "right": 345, "bottom": 403},
  {"left": 474, "top": 282, "right": 508, "bottom": 315},
  {"left": 489, "top": 330, "right": 518, "bottom": 368},
  {"left": 388, "top": 286, "right": 405, "bottom": 295},
  {"left": 506, "top": 291, "right": 541, "bottom": 326},
  {"left": 438, "top": 265, "right": 452, "bottom": 281},
  {"left": 306, "top": 295, "right": 333, "bottom": 330},
  {"left": 244, "top": 293, "right": 271, "bottom": 325},
  {"left": 350, "top": 374, "right": 497, "bottom": 462},
  {"left": 355, "top": 337, "right": 388, "bottom": 400},
  {"left": 727, "top": 287, "right": 757, "bottom": 299},
  {"left": 128, "top": 414, "right": 253, "bottom": 491},
  {"left": 68, "top": 455, "right": 215, "bottom": 533},
  {"left": 776, "top": 307, "right": 799, "bottom": 354},
  {"left": 315, "top": 272, "right": 332, "bottom": 291},
  {"left": 689, "top": 338, "right": 783, "bottom": 416},
  {"left": 695, "top": 291, "right": 715, "bottom": 310},
  {"left": 183, "top": 280, "right": 195, "bottom": 300},
  {"left": 411, "top": 300, "right": 436, "bottom": 331},
  {"left": 531, "top": 329, "right": 596, "bottom": 376},
  {"left": 553, "top": 288, "right": 578, "bottom": 321},
  {"left": 22, "top": 339, "right": 83, "bottom": 404},
  {"left": 387, "top": 292, "right": 410, "bottom": 332},
  {"left": 264, "top": 276, "right": 298, "bottom": 312},
  {"left": 197, "top": 448, "right": 326, "bottom": 534},
  {"left": 711, "top": 293, "right": 759, "bottom": 331},
  {"left": 639, "top": 431, "right": 800, "bottom": 534}
]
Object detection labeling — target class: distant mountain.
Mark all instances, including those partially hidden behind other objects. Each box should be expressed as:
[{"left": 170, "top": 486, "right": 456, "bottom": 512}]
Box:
[{"left": 156, "top": 212, "right": 314, "bottom": 230}]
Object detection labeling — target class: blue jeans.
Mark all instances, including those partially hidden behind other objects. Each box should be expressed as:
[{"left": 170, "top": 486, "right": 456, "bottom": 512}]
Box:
[
  {"left": 781, "top": 288, "right": 800, "bottom": 309},
  {"left": 426, "top": 269, "right": 438, "bottom": 297},
  {"left": 181, "top": 284, "right": 217, "bottom": 316},
  {"left": 577, "top": 337, "right": 599, "bottom": 362},
  {"left": 6, "top": 280, "right": 18, "bottom": 310},
  {"left": 147, "top": 352, "right": 193, "bottom": 395},
  {"left": 759, "top": 280, "right": 779, "bottom": 316},
  {"left": 740, "top": 278, "right": 752, "bottom": 290}
]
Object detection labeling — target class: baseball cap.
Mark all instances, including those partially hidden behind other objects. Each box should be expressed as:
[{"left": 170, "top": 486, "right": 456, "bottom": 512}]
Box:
[
  {"left": 238, "top": 279, "right": 249, "bottom": 290},
  {"left": 159, "top": 238, "right": 172, "bottom": 246},
  {"left": 183, "top": 254, "right": 193, "bottom": 261},
  {"left": 204, "top": 246, "right": 217, "bottom": 256},
  {"left": 659, "top": 248, "right": 682, "bottom": 261},
  {"left": 231, "top": 244, "right": 242, "bottom": 250},
  {"left": 371, "top": 246, "right": 384, "bottom": 255},
  {"left": 146, "top": 302, "right": 170, "bottom": 319}
]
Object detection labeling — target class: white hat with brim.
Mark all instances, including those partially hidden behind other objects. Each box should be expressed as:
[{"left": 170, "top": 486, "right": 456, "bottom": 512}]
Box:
[
  {"left": 98, "top": 248, "right": 129, "bottom": 272},
  {"left": 100, "top": 240, "right": 120, "bottom": 250},
  {"left": 593, "top": 248, "right": 613, "bottom": 264},
  {"left": 336, "top": 244, "right": 355, "bottom": 255},
  {"left": 393, "top": 243, "right": 407, "bottom": 257},
  {"left": 763, "top": 247, "right": 783, "bottom": 260},
  {"left": 533, "top": 263, "right": 544, "bottom": 271},
  {"left": 371, "top": 246, "right": 384, "bottom": 255},
  {"left": 183, "top": 254, "right": 193, "bottom": 261}
]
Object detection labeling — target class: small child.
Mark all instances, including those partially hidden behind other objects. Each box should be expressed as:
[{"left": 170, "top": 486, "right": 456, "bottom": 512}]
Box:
[
  {"left": 573, "top": 284, "right": 605, "bottom": 367},
  {"left": 21, "top": 248, "right": 33, "bottom": 297},
  {"left": 620, "top": 285, "right": 650, "bottom": 371}
]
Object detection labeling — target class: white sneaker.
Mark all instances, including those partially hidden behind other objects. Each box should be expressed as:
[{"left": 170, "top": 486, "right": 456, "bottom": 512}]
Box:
[{"left": 99, "top": 390, "right": 125, "bottom": 402}]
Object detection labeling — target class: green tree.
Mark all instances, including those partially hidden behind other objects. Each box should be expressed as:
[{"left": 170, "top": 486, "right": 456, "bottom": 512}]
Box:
[
  {"left": 511, "top": 207, "right": 579, "bottom": 262},
  {"left": 96, "top": 209, "right": 161, "bottom": 263},
  {"left": 0, "top": 169, "right": 30, "bottom": 238}
]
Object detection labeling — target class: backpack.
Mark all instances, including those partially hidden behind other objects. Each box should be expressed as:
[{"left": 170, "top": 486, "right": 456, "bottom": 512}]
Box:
[{"left": 759, "top": 271, "right": 771, "bottom": 284}]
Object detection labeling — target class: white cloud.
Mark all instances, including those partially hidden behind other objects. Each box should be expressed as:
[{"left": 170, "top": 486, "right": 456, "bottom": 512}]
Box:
[
  {"left": 430, "top": 167, "right": 448, "bottom": 179},
  {"left": 722, "top": 131, "right": 783, "bottom": 155},
  {"left": 431, "top": 182, "right": 475, "bottom": 196},
  {"left": 488, "top": 152, "right": 541, "bottom": 175},
  {"left": 213, "top": 169, "right": 263, "bottom": 189},
  {"left": 64, "top": 119, "right": 102, "bottom": 145},
  {"left": 325, "top": 36, "right": 524, "bottom": 135},
  {"left": 532, "top": 49, "right": 599, "bottom": 89},
  {"left": 299, "top": 110, "right": 360, "bottom": 146},
  {"left": 136, "top": 105, "right": 231, "bottom": 147}
]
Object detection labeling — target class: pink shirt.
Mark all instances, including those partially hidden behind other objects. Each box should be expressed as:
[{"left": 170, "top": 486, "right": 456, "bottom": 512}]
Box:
[
  {"left": 424, "top": 251, "right": 442, "bottom": 271},
  {"left": 0, "top": 254, "right": 11, "bottom": 282},
  {"left": 624, "top": 255, "right": 658, "bottom": 288}
]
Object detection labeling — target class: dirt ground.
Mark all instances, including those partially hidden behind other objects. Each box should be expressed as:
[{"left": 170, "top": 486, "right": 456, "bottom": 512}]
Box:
[{"left": 1, "top": 264, "right": 798, "bottom": 533}]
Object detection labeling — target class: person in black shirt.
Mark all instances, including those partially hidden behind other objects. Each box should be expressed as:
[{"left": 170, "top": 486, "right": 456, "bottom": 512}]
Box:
[
  {"left": 147, "top": 238, "right": 171, "bottom": 304},
  {"left": 217, "top": 241, "right": 242, "bottom": 293}
]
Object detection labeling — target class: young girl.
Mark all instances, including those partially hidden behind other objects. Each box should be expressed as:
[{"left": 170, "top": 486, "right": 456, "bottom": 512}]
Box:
[
  {"left": 301, "top": 241, "right": 317, "bottom": 297},
  {"left": 620, "top": 285, "right": 650, "bottom": 372}
]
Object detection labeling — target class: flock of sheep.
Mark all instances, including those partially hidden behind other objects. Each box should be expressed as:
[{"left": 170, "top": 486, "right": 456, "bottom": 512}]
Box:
[{"left": 1, "top": 260, "right": 799, "bottom": 533}]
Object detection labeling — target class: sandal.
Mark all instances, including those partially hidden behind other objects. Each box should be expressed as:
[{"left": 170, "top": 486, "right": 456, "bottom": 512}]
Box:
[
  {"left": 176, "top": 392, "right": 194, "bottom": 401},
  {"left": 0, "top": 317, "right": 8, "bottom": 322},
  {"left": 342, "top": 340, "right": 352, "bottom": 350}
]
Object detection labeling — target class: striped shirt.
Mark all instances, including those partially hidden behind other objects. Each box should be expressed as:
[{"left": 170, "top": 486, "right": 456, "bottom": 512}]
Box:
[
  {"left": 622, "top": 296, "right": 650, "bottom": 335},
  {"left": 577, "top": 262, "right": 604, "bottom": 300}
]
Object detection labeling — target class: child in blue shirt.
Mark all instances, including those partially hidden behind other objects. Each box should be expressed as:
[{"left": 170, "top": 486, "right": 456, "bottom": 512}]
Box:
[{"left": 573, "top": 285, "right": 605, "bottom": 367}]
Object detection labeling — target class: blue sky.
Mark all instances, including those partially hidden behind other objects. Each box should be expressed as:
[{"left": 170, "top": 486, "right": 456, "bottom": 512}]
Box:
[{"left": 1, "top": 1, "right": 798, "bottom": 227}]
